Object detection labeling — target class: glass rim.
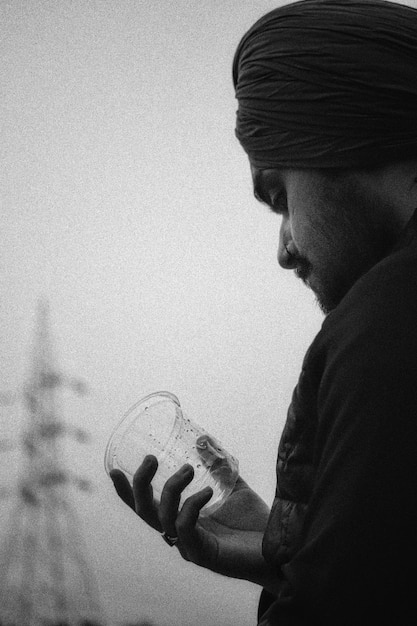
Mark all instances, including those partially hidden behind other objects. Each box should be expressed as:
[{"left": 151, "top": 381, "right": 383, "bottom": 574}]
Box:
[{"left": 104, "top": 390, "right": 180, "bottom": 475}]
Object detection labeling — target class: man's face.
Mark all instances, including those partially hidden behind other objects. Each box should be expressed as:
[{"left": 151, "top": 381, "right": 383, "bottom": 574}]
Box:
[{"left": 252, "top": 165, "right": 401, "bottom": 314}]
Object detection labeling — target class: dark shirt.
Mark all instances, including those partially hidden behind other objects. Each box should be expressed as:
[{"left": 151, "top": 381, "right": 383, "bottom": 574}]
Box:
[{"left": 259, "top": 211, "right": 417, "bottom": 625}]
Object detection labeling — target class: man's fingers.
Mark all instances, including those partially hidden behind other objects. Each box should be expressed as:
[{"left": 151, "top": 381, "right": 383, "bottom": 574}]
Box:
[
  {"left": 159, "top": 464, "right": 194, "bottom": 537},
  {"left": 111, "top": 457, "right": 215, "bottom": 558},
  {"left": 110, "top": 469, "right": 135, "bottom": 510},
  {"left": 132, "top": 455, "right": 162, "bottom": 531},
  {"left": 177, "top": 486, "right": 214, "bottom": 530},
  {"left": 175, "top": 486, "right": 214, "bottom": 561}
]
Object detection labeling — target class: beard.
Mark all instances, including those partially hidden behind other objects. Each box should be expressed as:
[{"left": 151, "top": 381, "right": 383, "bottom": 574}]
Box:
[{"left": 293, "top": 182, "right": 402, "bottom": 315}]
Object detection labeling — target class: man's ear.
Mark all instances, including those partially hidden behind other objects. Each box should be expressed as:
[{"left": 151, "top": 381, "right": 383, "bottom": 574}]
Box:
[
  {"left": 409, "top": 162, "right": 417, "bottom": 205},
  {"left": 387, "top": 159, "right": 417, "bottom": 217},
  {"left": 412, "top": 166, "right": 417, "bottom": 190}
]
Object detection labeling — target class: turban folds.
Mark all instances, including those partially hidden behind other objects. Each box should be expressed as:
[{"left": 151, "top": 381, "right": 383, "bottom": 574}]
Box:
[{"left": 233, "top": 0, "right": 417, "bottom": 169}]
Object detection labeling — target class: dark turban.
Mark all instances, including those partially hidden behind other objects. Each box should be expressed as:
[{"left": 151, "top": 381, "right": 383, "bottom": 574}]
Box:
[{"left": 233, "top": 0, "right": 417, "bottom": 169}]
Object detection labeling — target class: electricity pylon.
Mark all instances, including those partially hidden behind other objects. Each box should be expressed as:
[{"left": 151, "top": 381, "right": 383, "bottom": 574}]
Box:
[{"left": 0, "top": 301, "right": 104, "bottom": 626}]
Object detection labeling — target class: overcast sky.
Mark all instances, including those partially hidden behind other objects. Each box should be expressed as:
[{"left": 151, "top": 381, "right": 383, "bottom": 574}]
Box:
[{"left": 2, "top": 1, "right": 414, "bottom": 624}]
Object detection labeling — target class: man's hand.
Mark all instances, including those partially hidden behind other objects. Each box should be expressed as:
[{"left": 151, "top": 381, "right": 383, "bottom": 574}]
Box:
[{"left": 110, "top": 455, "right": 278, "bottom": 591}]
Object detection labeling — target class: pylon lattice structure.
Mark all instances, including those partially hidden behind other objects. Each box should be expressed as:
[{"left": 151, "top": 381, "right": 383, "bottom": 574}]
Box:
[{"left": 0, "top": 301, "right": 104, "bottom": 626}]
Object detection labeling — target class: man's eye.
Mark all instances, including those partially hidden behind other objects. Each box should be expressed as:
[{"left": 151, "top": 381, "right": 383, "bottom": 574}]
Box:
[{"left": 271, "top": 193, "right": 287, "bottom": 213}]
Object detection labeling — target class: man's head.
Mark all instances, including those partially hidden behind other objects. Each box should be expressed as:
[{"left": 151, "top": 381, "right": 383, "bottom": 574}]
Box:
[
  {"left": 252, "top": 162, "right": 417, "bottom": 314},
  {"left": 233, "top": 0, "right": 417, "bottom": 313}
]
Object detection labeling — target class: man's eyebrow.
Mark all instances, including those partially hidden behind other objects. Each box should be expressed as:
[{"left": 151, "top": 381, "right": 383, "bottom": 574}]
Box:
[
  {"left": 253, "top": 173, "right": 269, "bottom": 205},
  {"left": 253, "top": 187, "right": 267, "bottom": 204},
  {"left": 253, "top": 175, "right": 282, "bottom": 214},
  {"left": 252, "top": 168, "right": 287, "bottom": 215}
]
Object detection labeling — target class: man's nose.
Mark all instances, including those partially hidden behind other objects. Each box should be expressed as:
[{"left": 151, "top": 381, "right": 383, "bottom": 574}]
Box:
[{"left": 278, "top": 219, "right": 298, "bottom": 270}]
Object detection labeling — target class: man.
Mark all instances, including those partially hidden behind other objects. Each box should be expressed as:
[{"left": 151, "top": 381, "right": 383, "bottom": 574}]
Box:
[{"left": 110, "top": 1, "right": 417, "bottom": 623}]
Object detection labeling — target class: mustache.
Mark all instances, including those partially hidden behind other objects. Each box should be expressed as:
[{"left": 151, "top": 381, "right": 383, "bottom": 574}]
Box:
[
  {"left": 294, "top": 257, "right": 312, "bottom": 283},
  {"left": 284, "top": 244, "right": 312, "bottom": 283}
]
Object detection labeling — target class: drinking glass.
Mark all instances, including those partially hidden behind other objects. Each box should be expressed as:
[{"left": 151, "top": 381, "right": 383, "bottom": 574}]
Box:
[{"left": 104, "top": 391, "right": 239, "bottom": 516}]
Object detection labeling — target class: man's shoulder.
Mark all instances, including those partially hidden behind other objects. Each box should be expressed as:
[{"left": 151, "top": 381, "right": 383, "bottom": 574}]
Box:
[
  {"left": 307, "top": 234, "right": 417, "bottom": 371},
  {"left": 328, "top": 236, "right": 417, "bottom": 333}
]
